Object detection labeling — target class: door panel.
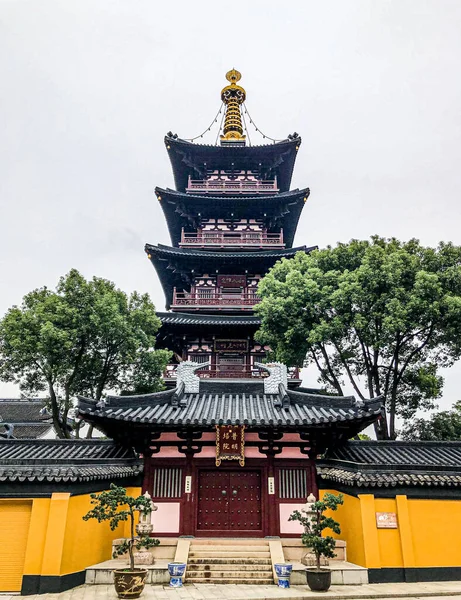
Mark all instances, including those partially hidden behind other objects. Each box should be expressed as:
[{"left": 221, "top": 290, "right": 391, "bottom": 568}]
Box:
[
  {"left": 197, "top": 469, "right": 262, "bottom": 535},
  {"left": 0, "top": 501, "right": 32, "bottom": 591},
  {"left": 229, "top": 471, "right": 262, "bottom": 530}
]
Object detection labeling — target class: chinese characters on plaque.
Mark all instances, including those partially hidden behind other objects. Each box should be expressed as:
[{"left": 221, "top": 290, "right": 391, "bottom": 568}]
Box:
[
  {"left": 216, "top": 425, "right": 245, "bottom": 467},
  {"left": 375, "top": 512, "right": 398, "bottom": 529}
]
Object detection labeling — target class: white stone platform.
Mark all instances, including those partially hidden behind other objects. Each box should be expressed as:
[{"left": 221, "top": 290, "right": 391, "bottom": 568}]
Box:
[
  {"left": 290, "top": 561, "right": 368, "bottom": 585},
  {"left": 85, "top": 559, "right": 170, "bottom": 585}
]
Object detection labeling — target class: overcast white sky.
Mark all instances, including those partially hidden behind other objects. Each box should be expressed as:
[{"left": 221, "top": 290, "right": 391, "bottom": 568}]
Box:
[{"left": 1, "top": 0, "right": 461, "bottom": 415}]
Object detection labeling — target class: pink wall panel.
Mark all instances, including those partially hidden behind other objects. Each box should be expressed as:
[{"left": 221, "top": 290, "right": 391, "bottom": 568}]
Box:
[
  {"left": 279, "top": 503, "right": 306, "bottom": 534},
  {"left": 151, "top": 502, "right": 181, "bottom": 534}
]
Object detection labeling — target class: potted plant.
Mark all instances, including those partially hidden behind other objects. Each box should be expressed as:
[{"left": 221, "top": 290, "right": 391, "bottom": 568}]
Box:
[
  {"left": 83, "top": 484, "right": 160, "bottom": 599},
  {"left": 289, "top": 492, "right": 343, "bottom": 592}
]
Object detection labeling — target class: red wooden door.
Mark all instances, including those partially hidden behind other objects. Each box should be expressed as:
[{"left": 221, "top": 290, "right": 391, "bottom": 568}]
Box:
[{"left": 196, "top": 470, "right": 262, "bottom": 535}]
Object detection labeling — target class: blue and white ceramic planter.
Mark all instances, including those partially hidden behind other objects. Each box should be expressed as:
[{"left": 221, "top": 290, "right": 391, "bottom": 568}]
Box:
[
  {"left": 167, "top": 562, "right": 186, "bottom": 588},
  {"left": 274, "top": 563, "right": 293, "bottom": 588}
]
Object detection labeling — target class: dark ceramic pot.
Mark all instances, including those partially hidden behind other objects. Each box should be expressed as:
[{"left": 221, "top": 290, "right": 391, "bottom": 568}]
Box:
[
  {"left": 114, "top": 568, "right": 148, "bottom": 599},
  {"left": 306, "top": 569, "right": 332, "bottom": 592}
]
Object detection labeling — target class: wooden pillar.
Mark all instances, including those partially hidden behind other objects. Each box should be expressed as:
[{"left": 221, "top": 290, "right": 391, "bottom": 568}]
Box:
[
  {"left": 181, "top": 451, "right": 195, "bottom": 535},
  {"left": 266, "top": 452, "right": 278, "bottom": 536}
]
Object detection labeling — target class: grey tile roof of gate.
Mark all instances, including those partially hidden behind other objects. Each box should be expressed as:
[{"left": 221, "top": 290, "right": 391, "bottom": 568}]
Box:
[
  {"left": 0, "top": 439, "right": 142, "bottom": 482},
  {"left": 317, "top": 440, "right": 461, "bottom": 488},
  {"left": 78, "top": 381, "right": 383, "bottom": 428}
]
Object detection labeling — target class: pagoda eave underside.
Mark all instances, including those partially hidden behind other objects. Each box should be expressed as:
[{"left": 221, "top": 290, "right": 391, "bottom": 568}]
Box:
[
  {"left": 156, "top": 187, "right": 310, "bottom": 248},
  {"left": 145, "top": 243, "right": 314, "bottom": 308},
  {"left": 156, "top": 312, "right": 261, "bottom": 350},
  {"left": 165, "top": 135, "right": 301, "bottom": 193}
]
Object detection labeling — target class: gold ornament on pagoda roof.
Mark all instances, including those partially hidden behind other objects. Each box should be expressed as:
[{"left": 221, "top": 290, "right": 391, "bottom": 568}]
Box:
[{"left": 220, "top": 69, "right": 246, "bottom": 144}]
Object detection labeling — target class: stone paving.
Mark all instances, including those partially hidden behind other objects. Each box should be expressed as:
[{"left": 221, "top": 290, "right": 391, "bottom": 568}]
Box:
[{"left": 3, "top": 581, "right": 461, "bottom": 600}]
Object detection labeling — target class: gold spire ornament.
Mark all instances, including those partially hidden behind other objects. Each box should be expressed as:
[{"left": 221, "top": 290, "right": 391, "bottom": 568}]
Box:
[{"left": 220, "top": 69, "right": 246, "bottom": 145}]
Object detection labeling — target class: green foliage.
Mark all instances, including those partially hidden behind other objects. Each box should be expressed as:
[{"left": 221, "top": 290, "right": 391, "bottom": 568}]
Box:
[
  {"left": 83, "top": 484, "right": 159, "bottom": 570},
  {"left": 0, "top": 269, "right": 171, "bottom": 438},
  {"left": 256, "top": 237, "right": 461, "bottom": 438},
  {"left": 402, "top": 401, "right": 461, "bottom": 440},
  {"left": 288, "top": 493, "right": 343, "bottom": 570}
]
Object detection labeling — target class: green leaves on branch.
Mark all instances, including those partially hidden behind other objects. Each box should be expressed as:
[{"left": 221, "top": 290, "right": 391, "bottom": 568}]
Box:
[
  {"left": 255, "top": 237, "right": 461, "bottom": 438},
  {"left": 0, "top": 269, "right": 172, "bottom": 438},
  {"left": 83, "top": 484, "right": 160, "bottom": 571},
  {"left": 402, "top": 401, "right": 461, "bottom": 440},
  {"left": 289, "top": 493, "right": 343, "bottom": 570}
]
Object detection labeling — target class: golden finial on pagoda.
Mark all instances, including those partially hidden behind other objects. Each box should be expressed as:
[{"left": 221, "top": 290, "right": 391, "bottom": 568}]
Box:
[{"left": 220, "top": 69, "right": 246, "bottom": 145}]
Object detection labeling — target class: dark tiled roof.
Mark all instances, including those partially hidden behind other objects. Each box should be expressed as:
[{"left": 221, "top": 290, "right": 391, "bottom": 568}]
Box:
[
  {"left": 0, "top": 439, "right": 142, "bottom": 482},
  {"left": 146, "top": 243, "right": 310, "bottom": 261},
  {"left": 317, "top": 440, "right": 461, "bottom": 488},
  {"left": 157, "top": 312, "right": 261, "bottom": 326},
  {"left": 165, "top": 135, "right": 301, "bottom": 193},
  {"left": 7, "top": 424, "right": 53, "bottom": 439},
  {"left": 155, "top": 187, "right": 309, "bottom": 248},
  {"left": 0, "top": 399, "right": 50, "bottom": 422},
  {"left": 79, "top": 381, "right": 382, "bottom": 430}
]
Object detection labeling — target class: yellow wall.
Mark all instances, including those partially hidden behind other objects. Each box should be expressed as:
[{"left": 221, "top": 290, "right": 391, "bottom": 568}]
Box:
[
  {"left": 407, "top": 499, "right": 461, "bottom": 567},
  {"left": 320, "top": 489, "right": 366, "bottom": 566},
  {"left": 21, "top": 486, "right": 142, "bottom": 579},
  {"left": 322, "top": 489, "right": 461, "bottom": 570}
]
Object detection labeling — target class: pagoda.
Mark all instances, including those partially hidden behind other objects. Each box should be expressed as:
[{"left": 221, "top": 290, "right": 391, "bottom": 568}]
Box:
[
  {"left": 146, "top": 69, "right": 313, "bottom": 383},
  {"left": 78, "top": 71, "right": 382, "bottom": 542}
]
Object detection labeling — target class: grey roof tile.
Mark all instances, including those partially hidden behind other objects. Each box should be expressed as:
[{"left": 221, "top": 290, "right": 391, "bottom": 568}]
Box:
[{"left": 317, "top": 440, "right": 461, "bottom": 489}]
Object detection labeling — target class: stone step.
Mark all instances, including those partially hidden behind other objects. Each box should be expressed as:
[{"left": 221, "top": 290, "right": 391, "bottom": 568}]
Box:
[
  {"left": 191, "top": 538, "right": 269, "bottom": 546},
  {"left": 188, "top": 563, "right": 272, "bottom": 572},
  {"left": 186, "top": 577, "right": 273, "bottom": 585},
  {"left": 188, "top": 551, "right": 271, "bottom": 559},
  {"left": 188, "top": 557, "right": 272, "bottom": 565},
  {"left": 189, "top": 545, "right": 269, "bottom": 553},
  {"left": 188, "top": 570, "right": 272, "bottom": 578}
]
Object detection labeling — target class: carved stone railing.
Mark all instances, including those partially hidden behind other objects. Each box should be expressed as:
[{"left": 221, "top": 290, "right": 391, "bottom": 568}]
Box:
[
  {"left": 186, "top": 177, "right": 279, "bottom": 195},
  {"left": 179, "top": 230, "right": 284, "bottom": 248},
  {"left": 172, "top": 289, "right": 259, "bottom": 309}
]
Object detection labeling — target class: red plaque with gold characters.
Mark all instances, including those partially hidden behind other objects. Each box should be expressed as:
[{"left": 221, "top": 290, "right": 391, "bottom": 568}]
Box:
[{"left": 216, "top": 425, "right": 245, "bottom": 467}]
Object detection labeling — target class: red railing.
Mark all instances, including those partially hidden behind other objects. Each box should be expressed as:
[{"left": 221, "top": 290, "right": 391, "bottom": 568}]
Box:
[
  {"left": 179, "top": 230, "right": 284, "bottom": 248},
  {"left": 163, "top": 365, "right": 301, "bottom": 380},
  {"left": 186, "top": 176, "right": 279, "bottom": 195},
  {"left": 172, "top": 289, "right": 259, "bottom": 309}
]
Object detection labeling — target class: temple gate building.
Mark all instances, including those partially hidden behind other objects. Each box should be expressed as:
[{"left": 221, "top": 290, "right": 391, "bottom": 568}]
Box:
[{"left": 1, "top": 70, "right": 461, "bottom": 593}]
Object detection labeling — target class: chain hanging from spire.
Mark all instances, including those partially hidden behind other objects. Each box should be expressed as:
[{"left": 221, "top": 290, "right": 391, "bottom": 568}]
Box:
[{"left": 220, "top": 69, "right": 246, "bottom": 145}]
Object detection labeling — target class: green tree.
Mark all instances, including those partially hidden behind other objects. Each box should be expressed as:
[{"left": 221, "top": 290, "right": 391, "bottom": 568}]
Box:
[
  {"left": 255, "top": 237, "right": 461, "bottom": 439},
  {"left": 83, "top": 484, "right": 160, "bottom": 571},
  {"left": 288, "top": 493, "right": 343, "bottom": 570},
  {"left": 0, "top": 270, "right": 171, "bottom": 438},
  {"left": 402, "top": 401, "right": 461, "bottom": 440}
]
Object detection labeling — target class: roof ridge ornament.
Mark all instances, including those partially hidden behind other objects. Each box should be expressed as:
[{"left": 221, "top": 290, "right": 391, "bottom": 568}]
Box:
[
  {"left": 255, "top": 362, "right": 288, "bottom": 394},
  {"left": 220, "top": 69, "right": 246, "bottom": 146},
  {"left": 176, "top": 360, "right": 210, "bottom": 394}
]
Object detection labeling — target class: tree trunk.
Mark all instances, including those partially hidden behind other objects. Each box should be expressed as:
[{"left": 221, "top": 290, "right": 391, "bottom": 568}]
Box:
[
  {"left": 129, "top": 511, "right": 135, "bottom": 571},
  {"left": 48, "top": 382, "right": 69, "bottom": 439},
  {"left": 86, "top": 424, "right": 94, "bottom": 439}
]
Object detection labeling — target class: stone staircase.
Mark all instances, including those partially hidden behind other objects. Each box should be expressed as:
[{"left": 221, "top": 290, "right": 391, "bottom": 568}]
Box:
[{"left": 186, "top": 538, "right": 274, "bottom": 585}]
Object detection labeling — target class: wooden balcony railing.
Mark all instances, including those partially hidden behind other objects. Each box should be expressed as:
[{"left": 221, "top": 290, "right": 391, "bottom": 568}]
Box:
[
  {"left": 172, "top": 289, "right": 259, "bottom": 309},
  {"left": 186, "top": 176, "right": 279, "bottom": 195},
  {"left": 163, "top": 365, "right": 301, "bottom": 380},
  {"left": 179, "top": 230, "right": 284, "bottom": 248}
]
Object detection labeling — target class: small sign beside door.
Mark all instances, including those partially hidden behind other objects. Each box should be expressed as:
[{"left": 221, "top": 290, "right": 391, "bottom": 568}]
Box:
[
  {"left": 184, "top": 475, "right": 192, "bottom": 494},
  {"left": 376, "top": 512, "right": 398, "bottom": 529},
  {"left": 216, "top": 425, "right": 245, "bottom": 467},
  {"left": 268, "top": 476, "right": 275, "bottom": 495}
]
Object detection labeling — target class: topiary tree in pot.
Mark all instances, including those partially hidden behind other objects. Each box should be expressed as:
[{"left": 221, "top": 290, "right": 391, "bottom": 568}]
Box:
[
  {"left": 289, "top": 492, "right": 343, "bottom": 592},
  {"left": 83, "top": 483, "right": 160, "bottom": 599}
]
